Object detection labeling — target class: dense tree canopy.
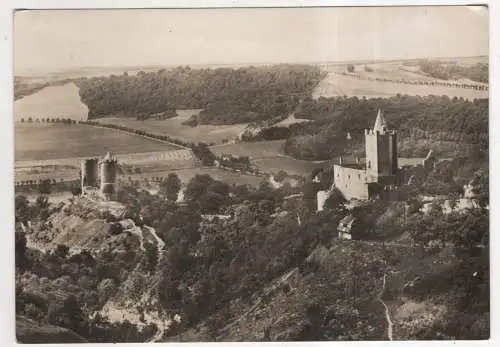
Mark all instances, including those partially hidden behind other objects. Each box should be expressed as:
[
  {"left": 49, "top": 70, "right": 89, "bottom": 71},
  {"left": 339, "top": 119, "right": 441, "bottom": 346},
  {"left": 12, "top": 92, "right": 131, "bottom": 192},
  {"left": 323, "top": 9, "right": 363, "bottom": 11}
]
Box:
[
  {"left": 76, "top": 65, "right": 325, "bottom": 121},
  {"left": 284, "top": 95, "right": 488, "bottom": 160}
]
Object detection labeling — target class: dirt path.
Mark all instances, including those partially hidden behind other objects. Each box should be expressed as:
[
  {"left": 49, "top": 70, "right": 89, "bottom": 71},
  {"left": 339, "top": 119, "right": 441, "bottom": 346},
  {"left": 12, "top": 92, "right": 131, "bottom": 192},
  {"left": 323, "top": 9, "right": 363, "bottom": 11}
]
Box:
[
  {"left": 126, "top": 226, "right": 146, "bottom": 252},
  {"left": 377, "top": 273, "right": 394, "bottom": 341},
  {"left": 143, "top": 225, "right": 166, "bottom": 256}
]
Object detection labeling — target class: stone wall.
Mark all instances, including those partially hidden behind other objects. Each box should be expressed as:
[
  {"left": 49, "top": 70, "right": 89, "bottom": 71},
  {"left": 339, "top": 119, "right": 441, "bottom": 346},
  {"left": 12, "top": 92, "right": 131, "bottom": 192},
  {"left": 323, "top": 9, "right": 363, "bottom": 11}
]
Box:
[{"left": 333, "top": 165, "right": 370, "bottom": 200}]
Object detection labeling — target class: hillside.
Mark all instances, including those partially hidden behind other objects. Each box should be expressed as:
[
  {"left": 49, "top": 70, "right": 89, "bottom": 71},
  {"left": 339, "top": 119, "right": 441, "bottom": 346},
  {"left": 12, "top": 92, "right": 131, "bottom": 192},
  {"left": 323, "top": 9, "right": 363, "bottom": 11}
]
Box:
[
  {"left": 15, "top": 157, "right": 489, "bottom": 342},
  {"left": 284, "top": 95, "right": 488, "bottom": 161},
  {"left": 163, "top": 241, "right": 487, "bottom": 342}
]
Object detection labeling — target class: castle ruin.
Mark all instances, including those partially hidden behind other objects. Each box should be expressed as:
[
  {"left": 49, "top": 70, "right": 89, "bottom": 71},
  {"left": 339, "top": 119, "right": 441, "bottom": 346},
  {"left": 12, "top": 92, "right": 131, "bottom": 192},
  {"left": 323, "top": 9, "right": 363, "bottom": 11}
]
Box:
[
  {"left": 80, "top": 152, "right": 118, "bottom": 201},
  {"left": 317, "top": 109, "right": 402, "bottom": 209}
]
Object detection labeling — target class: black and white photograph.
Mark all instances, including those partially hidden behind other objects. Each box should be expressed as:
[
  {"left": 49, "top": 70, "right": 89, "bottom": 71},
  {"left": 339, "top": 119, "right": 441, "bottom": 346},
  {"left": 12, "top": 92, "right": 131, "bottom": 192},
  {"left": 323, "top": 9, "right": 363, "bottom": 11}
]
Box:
[{"left": 10, "top": 4, "right": 490, "bottom": 343}]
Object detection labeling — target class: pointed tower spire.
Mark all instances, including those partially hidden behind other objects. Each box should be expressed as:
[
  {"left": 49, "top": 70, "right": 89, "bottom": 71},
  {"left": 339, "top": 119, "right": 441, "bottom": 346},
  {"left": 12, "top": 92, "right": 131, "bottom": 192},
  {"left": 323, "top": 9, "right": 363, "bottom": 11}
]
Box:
[{"left": 373, "top": 109, "right": 387, "bottom": 132}]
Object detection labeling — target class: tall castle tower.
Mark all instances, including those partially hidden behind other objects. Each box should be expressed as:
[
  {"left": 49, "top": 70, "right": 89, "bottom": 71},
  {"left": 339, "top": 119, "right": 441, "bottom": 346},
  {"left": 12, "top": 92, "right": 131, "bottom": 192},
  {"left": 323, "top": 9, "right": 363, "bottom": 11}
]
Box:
[
  {"left": 364, "top": 109, "right": 398, "bottom": 184},
  {"left": 81, "top": 158, "right": 99, "bottom": 193},
  {"left": 100, "top": 152, "right": 118, "bottom": 201}
]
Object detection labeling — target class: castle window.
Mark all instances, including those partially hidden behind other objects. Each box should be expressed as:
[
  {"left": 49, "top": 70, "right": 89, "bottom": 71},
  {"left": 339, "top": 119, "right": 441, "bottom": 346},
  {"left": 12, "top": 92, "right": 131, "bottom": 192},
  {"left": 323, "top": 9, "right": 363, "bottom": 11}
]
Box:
[
  {"left": 368, "top": 161, "right": 371, "bottom": 168},
  {"left": 358, "top": 174, "right": 361, "bottom": 179},
  {"left": 348, "top": 174, "right": 351, "bottom": 179}
]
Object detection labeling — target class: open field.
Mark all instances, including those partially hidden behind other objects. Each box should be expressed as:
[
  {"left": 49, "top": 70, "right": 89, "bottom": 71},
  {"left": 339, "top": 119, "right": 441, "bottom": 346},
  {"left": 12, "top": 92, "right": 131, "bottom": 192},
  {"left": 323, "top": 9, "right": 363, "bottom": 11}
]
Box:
[
  {"left": 15, "top": 166, "right": 264, "bottom": 188},
  {"left": 122, "top": 167, "right": 265, "bottom": 187},
  {"left": 324, "top": 62, "right": 433, "bottom": 81},
  {"left": 15, "top": 123, "right": 180, "bottom": 162},
  {"left": 211, "top": 140, "right": 286, "bottom": 158},
  {"left": 252, "top": 157, "right": 325, "bottom": 177},
  {"left": 14, "top": 83, "right": 89, "bottom": 122},
  {"left": 14, "top": 149, "right": 198, "bottom": 184},
  {"left": 15, "top": 168, "right": 80, "bottom": 183},
  {"left": 99, "top": 109, "right": 249, "bottom": 145},
  {"left": 313, "top": 72, "right": 488, "bottom": 100},
  {"left": 275, "top": 114, "right": 313, "bottom": 127}
]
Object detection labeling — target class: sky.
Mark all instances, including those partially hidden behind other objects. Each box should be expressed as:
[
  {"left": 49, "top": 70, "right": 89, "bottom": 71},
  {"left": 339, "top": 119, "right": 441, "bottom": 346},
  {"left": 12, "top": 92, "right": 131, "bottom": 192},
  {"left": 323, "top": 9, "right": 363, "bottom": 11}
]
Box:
[{"left": 13, "top": 6, "right": 488, "bottom": 75}]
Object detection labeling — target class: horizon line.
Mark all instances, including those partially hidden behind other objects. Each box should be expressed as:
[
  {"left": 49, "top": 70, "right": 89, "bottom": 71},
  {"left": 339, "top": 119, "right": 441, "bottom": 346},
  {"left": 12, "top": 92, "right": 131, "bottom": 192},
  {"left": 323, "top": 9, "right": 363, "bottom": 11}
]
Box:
[{"left": 15, "top": 54, "right": 488, "bottom": 77}]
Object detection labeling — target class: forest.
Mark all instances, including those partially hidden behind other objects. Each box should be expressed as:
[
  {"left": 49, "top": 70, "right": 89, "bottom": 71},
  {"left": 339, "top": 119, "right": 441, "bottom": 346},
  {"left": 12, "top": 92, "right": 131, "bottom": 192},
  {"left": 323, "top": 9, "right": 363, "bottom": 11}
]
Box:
[
  {"left": 15, "top": 161, "right": 489, "bottom": 341},
  {"left": 282, "top": 95, "right": 488, "bottom": 160},
  {"left": 76, "top": 65, "right": 325, "bottom": 121}
]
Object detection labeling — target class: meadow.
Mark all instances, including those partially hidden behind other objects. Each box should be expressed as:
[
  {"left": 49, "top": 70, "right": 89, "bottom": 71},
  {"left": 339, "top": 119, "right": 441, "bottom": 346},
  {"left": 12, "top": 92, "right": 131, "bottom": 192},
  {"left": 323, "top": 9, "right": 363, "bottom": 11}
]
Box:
[
  {"left": 98, "top": 110, "right": 248, "bottom": 145},
  {"left": 210, "top": 140, "right": 286, "bottom": 158},
  {"left": 15, "top": 123, "right": 179, "bottom": 161},
  {"left": 313, "top": 72, "right": 488, "bottom": 100}
]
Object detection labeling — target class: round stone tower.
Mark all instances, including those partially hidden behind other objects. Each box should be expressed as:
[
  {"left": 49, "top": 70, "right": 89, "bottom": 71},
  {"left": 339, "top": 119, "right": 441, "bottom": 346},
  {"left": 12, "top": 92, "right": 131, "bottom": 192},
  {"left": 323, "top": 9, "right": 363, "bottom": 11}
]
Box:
[
  {"left": 81, "top": 158, "right": 99, "bottom": 193},
  {"left": 100, "top": 152, "right": 117, "bottom": 200}
]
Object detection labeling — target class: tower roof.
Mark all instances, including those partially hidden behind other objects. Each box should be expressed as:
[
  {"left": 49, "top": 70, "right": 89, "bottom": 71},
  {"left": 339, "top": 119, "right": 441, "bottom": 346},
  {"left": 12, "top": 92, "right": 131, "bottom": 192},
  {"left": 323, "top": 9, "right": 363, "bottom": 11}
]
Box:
[
  {"left": 103, "top": 152, "right": 115, "bottom": 162},
  {"left": 373, "top": 109, "right": 387, "bottom": 132}
]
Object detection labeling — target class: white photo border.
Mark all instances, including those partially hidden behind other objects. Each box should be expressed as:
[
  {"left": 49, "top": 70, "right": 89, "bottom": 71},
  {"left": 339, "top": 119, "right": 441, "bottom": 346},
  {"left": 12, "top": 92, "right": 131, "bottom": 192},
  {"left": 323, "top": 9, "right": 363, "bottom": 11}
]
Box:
[{"left": 1, "top": 1, "right": 497, "bottom": 347}]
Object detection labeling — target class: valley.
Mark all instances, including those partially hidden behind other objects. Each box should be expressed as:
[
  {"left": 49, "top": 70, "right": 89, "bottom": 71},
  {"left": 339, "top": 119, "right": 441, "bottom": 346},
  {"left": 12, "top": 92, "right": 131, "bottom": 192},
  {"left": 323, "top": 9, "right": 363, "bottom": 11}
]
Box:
[{"left": 14, "top": 56, "right": 489, "bottom": 343}]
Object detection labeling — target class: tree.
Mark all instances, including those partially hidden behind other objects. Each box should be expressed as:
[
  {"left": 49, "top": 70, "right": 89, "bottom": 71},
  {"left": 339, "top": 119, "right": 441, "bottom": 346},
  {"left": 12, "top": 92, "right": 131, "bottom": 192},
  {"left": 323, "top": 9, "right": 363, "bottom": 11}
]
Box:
[
  {"left": 448, "top": 192, "right": 460, "bottom": 211},
  {"left": 72, "top": 187, "right": 82, "bottom": 196},
  {"left": 192, "top": 142, "right": 216, "bottom": 166},
  {"left": 35, "top": 195, "right": 49, "bottom": 209},
  {"left": 347, "top": 64, "right": 355, "bottom": 73},
  {"left": 38, "top": 179, "right": 52, "bottom": 195},
  {"left": 161, "top": 173, "right": 182, "bottom": 201},
  {"left": 61, "top": 295, "right": 85, "bottom": 333},
  {"left": 471, "top": 169, "right": 489, "bottom": 209},
  {"left": 144, "top": 242, "right": 159, "bottom": 274},
  {"left": 15, "top": 231, "right": 28, "bottom": 270},
  {"left": 15, "top": 194, "right": 30, "bottom": 223},
  {"left": 275, "top": 170, "right": 287, "bottom": 183},
  {"left": 323, "top": 188, "right": 346, "bottom": 212},
  {"left": 184, "top": 174, "right": 214, "bottom": 202},
  {"left": 55, "top": 244, "right": 70, "bottom": 259},
  {"left": 33, "top": 195, "right": 51, "bottom": 221}
]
